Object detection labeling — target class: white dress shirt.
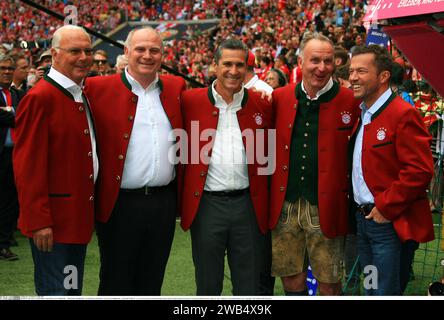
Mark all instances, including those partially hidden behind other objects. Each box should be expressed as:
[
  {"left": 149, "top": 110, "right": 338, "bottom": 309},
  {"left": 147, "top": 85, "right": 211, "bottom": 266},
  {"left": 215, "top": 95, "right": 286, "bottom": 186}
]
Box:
[
  {"left": 244, "top": 74, "right": 273, "bottom": 94},
  {"left": 204, "top": 81, "right": 250, "bottom": 191},
  {"left": 47, "top": 67, "right": 99, "bottom": 182},
  {"left": 121, "top": 68, "right": 175, "bottom": 188},
  {"left": 301, "top": 77, "right": 334, "bottom": 100},
  {"left": 352, "top": 88, "right": 392, "bottom": 205}
]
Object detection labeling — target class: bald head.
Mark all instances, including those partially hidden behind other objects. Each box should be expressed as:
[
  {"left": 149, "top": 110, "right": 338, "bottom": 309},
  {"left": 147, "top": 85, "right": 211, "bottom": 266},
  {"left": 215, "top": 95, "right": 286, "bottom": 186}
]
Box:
[{"left": 124, "top": 27, "right": 163, "bottom": 52}]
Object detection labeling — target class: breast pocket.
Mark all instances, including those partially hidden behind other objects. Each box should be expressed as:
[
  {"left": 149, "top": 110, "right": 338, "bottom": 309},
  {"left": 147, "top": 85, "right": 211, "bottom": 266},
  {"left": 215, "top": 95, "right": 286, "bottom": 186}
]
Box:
[{"left": 372, "top": 141, "right": 393, "bottom": 148}]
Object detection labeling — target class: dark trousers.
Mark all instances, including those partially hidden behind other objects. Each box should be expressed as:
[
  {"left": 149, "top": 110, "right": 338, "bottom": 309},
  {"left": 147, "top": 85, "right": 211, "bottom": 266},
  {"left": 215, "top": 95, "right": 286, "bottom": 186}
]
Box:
[
  {"left": 0, "top": 147, "right": 18, "bottom": 249},
  {"left": 96, "top": 185, "right": 176, "bottom": 295},
  {"left": 190, "top": 192, "right": 265, "bottom": 296},
  {"left": 259, "top": 231, "right": 275, "bottom": 295},
  {"left": 29, "top": 239, "right": 87, "bottom": 296},
  {"left": 400, "top": 239, "right": 419, "bottom": 294}
]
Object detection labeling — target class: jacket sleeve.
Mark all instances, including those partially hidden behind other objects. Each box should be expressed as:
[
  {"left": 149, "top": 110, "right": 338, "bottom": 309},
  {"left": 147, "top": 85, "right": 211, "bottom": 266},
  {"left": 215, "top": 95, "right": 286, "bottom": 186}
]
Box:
[
  {"left": 374, "top": 108, "right": 434, "bottom": 220},
  {"left": 12, "top": 93, "right": 53, "bottom": 233}
]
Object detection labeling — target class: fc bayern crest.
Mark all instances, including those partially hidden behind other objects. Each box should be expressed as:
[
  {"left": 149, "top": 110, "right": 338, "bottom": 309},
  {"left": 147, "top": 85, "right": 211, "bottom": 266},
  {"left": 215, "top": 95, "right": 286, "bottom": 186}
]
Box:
[
  {"left": 376, "top": 127, "right": 387, "bottom": 141},
  {"left": 254, "top": 113, "right": 263, "bottom": 125},
  {"left": 340, "top": 111, "right": 351, "bottom": 125}
]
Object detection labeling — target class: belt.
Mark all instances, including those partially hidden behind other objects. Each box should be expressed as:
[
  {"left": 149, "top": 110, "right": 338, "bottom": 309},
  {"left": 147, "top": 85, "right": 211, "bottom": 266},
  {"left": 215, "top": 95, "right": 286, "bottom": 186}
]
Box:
[
  {"left": 357, "top": 203, "right": 375, "bottom": 216},
  {"left": 120, "top": 183, "right": 173, "bottom": 196},
  {"left": 204, "top": 188, "right": 249, "bottom": 197}
]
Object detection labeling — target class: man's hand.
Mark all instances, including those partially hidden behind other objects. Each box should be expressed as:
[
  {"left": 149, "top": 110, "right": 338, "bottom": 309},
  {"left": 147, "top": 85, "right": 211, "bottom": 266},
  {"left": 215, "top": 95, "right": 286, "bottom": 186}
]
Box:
[
  {"left": 0, "top": 106, "right": 13, "bottom": 112},
  {"left": 366, "top": 207, "right": 390, "bottom": 224},
  {"left": 251, "top": 88, "right": 272, "bottom": 102},
  {"left": 33, "top": 227, "right": 54, "bottom": 252}
]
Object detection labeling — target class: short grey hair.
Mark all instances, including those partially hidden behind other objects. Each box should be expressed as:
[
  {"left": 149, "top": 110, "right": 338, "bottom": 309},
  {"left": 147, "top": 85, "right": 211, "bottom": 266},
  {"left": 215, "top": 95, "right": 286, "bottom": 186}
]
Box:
[
  {"left": 51, "top": 25, "right": 91, "bottom": 49},
  {"left": 299, "top": 33, "right": 334, "bottom": 61},
  {"left": 0, "top": 54, "right": 15, "bottom": 67},
  {"left": 124, "top": 27, "right": 163, "bottom": 52},
  {"left": 115, "top": 54, "right": 128, "bottom": 66},
  {"left": 214, "top": 39, "right": 248, "bottom": 65}
]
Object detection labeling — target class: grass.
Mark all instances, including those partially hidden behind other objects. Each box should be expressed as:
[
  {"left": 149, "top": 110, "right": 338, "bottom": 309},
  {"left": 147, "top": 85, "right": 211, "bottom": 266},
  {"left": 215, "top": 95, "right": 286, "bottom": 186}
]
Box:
[{"left": 1, "top": 219, "right": 441, "bottom": 296}]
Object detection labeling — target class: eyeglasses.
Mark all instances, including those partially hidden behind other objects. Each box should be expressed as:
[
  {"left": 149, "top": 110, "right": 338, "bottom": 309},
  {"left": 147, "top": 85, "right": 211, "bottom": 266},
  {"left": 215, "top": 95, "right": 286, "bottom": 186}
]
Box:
[
  {"left": 0, "top": 66, "right": 15, "bottom": 72},
  {"left": 56, "top": 47, "right": 94, "bottom": 56},
  {"left": 93, "top": 59, "right": 108, "bottom": 65}
]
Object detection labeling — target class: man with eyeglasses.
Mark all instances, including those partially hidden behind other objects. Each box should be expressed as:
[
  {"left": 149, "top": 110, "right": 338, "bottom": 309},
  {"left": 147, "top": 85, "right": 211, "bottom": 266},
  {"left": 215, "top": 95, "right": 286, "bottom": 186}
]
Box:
[
  {"left": 90, "top": 49, "right": 110, "bottom": 76},
  {"left": 84, "top": 27, "right": 185, "bottom": 295},
  {"left": 12, "top": 25, "right": 98, "bottom": 296},
  {"left": 0, "top": 54, "right": 24, "bottom": 262}
]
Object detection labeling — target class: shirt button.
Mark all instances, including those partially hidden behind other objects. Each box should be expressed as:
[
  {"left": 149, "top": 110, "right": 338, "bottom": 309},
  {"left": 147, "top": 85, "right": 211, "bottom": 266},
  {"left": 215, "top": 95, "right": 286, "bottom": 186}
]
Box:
[
  {"left": 118, "top": 154, "right": 124, "bottom": 160},
  {"left": 280, "top": 186, "right": 285, "bottom": 192},
  {"left": 128, "top": 115, "right": 134, "bottom": 121},
  {"left": 302, "top": 166, "right": 305, "bottom": 170},
  {"left": 194, "top": 191, "right": 200, "bottom": 197},
  {"left": 303, "top": 144, "right": 307, "bottom": 148},
  {"left": 78, "top": 106, "right": 84, "bottom": 112},
  {"left": 304, "top": 133, "right": 308, "bottom": 137},
  {"left": 131, "top": 96, "right": 137, "bottom": 103},
  {"left": 123, "top": 133, "right": 129, "bottom": 139},
  {"left": 307, "top": 101, "right": 310, "bottom": 106},
  {"left": 301, "top": 176, "right": 305, "bottom": 181},
  {"left": 116, "top": 175, "right": 121, "bottom": 181},
  {"left": 302, "top": 155, "right": 306, "bottom": 159},
  {"left": 84, "top": 129, "right": 90, "bottom": 135},
  {"left": 306, "top": 122, "right": 309, "bottom": 126}
]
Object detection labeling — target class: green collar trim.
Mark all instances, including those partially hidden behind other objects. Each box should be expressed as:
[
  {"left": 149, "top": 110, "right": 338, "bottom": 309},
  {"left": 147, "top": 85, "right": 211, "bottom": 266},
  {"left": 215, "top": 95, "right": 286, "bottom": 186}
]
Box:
[
  {"left": 207, "top": 86, "right": 248, "bottom": 107},
  {"left": 371, "top": 93, "right": 397, "bottom": 121},
  {"left": 43, "top": 74, "right": 75, "bottom": 101},
  {"left": 121, "top": 71, "right": 163, "bottom": 93},
  {"left": 295, "top": 80, "right": 340, "bottom": 104}
]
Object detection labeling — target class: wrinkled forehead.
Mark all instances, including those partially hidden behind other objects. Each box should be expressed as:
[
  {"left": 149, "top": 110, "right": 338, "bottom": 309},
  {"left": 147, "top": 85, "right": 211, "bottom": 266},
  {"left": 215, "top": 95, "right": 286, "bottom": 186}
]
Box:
[{"left": 130, "top": 29, "right": 162, "bottom": 48}]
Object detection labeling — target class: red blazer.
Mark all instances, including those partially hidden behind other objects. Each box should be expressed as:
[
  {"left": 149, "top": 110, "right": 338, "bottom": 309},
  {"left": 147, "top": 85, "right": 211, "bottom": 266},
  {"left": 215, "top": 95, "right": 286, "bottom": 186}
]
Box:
[
  {"left": 351, "top": 94, "right": 435, "bottom": 243},
  {"left": 180, "top": 87, "right": 273, "bottom": 234},
  {"left": 12, "top": 76, "right": 95, "bottom": 244},
  {"left": 269, "top": 82, "right": 360, "bottom": 238},
  {"left": 84, "top": 73, "right": 186, "bottom": 223}
]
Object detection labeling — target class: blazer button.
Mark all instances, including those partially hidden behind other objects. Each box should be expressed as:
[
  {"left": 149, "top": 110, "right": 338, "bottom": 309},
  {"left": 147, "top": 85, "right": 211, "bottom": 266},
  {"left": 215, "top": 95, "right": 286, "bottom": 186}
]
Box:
[
  {"left": 78, "top": 106, "right": 84, "bottom": 112},
  {"left": 131, "top": 96, "right": 137, "bottom": 103},
  {"left": 288, "top": 123, "right": 292, "bottom": 129},
  {"left": 280, "top": 186, "right": 285, "bottom": 192},
  {"left": 284, "top": 145, "right": 289, "bottom": 150},
  {"left": 200, "top": 171, "right": 206, "bottom": 177},
  {"left": 212, "top": 111, "right": 218, "bottom": 116},
  {"left": 293, "top": 104, "right": 297, "bottom": 109},
  {"left": 84, "top": 129, "right": 90, "bottom": 135},
  {"left": 123, "top": 133, "right": 129, "bottom": 139},
  {"left": 118, "top": 154, "right": 124, "bottom": 160},
  {"left": 128, "top": 115, "right": 134, "bottom": 121},
  {"left": 282, "top": 165, "right": 288, "bottom": 171},
  {"left": 89, "top": 174, "right": 93, "bottom": 180},
  {"left": 89, "top": 196, "right": 94, "bottom": 201},
  {"left": 116, "top": 175, "right": 121, "bottom": 181},
  {"left": 194, "top": 191, "right": 200, "bottom": 197},
  {"left": 87, "top": 151, "right": 92, "bottom": 157}
]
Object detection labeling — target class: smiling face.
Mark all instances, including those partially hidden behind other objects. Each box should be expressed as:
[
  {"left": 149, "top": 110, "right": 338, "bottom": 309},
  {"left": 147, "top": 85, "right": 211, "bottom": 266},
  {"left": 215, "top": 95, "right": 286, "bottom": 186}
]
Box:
[
  {"left": 349, "top": 52, "right": 390, "bottom": 107},
  {"left": 214, "top": 48, "right": 246, "bottom": 97},
  {"left": 299, "top": 39, "right": 334, "bottom": 97},
  {"left": 51, "top": 29, "right": 93, "bottom": 85},
  {"left": 125, "top": 28, "right": 163, "bottom": 88}
]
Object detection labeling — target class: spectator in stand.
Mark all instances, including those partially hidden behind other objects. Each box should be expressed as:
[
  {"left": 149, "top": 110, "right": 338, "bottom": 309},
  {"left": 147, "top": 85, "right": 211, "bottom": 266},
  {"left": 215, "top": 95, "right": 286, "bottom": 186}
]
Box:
[
  {"left": 91, "top": 50, "right": 110, "bottom": 76},
  {"left": 244, "top": 50, "right": 273, "bottom": 95},
  {"left": 11, "top": 54, "right": 30, "bottom": 92},
  {"left": 114, "top": 54, "right": 128, "bottom": 74},
  {"left": 265, "top": 68, "right": 287, "bottom": 90}
]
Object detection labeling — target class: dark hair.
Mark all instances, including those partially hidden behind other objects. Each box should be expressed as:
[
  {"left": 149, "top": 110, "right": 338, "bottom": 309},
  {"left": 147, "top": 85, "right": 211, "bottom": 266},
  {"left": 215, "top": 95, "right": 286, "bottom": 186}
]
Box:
[
  {"left": 352, "top": 45, "right": 393, "bottom": 77},
  {"left": 390, "top": 62, "right": 405, "bottom": 87},
  {"left": 214, "top": 39, "right": 248, "bottom": 64},
  {"left": 270, "top": 68, "right": 288, "bottom": 87},
  {"left": 334, "top": 63, "right": 350, "bottom": 81},
  {"left": 334, "top": 46, "right": 349, "bottom": 66}
]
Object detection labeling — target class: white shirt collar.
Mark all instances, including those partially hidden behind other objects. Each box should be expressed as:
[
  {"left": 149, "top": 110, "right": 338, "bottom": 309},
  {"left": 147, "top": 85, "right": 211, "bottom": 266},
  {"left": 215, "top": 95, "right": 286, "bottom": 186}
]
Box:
[
  {"left": 47, "top": 67, "right": 83, "bottom": 94},
  {"left": 125, "top": 67, "right": 159, "bottom": 93},
  {"left": 211, "top": 80, "right": 244, "bottom": 109},
  {"left": 360, "top": 88, "right": 393, "bottom": 115},
  {"left": 301, "top": 77, "right": 334, "bottom": 100}
]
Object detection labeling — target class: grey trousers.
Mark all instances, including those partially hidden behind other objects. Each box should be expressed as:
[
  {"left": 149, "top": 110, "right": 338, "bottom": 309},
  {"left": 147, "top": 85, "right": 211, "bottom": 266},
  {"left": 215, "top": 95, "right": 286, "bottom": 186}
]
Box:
[{"left": 190, "top": 191, "right": 265, "bottom": 295}]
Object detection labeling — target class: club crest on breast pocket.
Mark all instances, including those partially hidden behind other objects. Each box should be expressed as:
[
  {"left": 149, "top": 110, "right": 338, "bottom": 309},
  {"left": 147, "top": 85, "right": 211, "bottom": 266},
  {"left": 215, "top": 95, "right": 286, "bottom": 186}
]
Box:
[
  {"left": 376, "top": 127, "right": 387, "bottom": 141},
  {"left": 253, "top": 113, "right": 263, "bottom": 126},
  {"left": 340, "top": 111, "right": 352, "bottom": 125}
]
